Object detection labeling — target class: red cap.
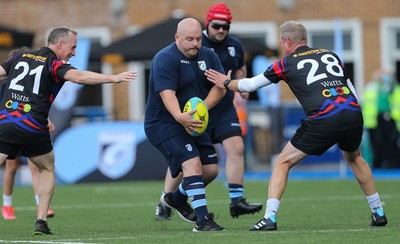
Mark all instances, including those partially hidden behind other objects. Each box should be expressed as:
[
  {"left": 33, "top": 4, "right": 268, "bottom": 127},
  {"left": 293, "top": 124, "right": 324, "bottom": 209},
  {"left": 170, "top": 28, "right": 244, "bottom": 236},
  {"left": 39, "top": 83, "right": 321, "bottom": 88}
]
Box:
[{"left": 205, "top": 3, "right": 232, "bottom": 27}]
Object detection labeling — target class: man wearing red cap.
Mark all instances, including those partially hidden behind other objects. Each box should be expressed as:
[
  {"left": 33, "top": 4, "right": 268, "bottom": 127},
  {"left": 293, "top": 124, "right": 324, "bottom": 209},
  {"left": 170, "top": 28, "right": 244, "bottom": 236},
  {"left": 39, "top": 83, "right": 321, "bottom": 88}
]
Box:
[{"left": 156, "top": 3, "right": 262, "bottom": 221}]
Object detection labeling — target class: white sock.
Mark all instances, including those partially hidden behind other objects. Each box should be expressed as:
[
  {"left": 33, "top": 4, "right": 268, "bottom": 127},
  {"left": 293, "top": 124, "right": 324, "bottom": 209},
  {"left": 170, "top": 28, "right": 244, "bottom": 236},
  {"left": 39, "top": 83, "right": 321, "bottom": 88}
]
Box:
[
  {"left": 265, "top": 198, "right": 280, "bottom": 219},
  {"left": 366, "top": 192, "right": 383, "bottom": 212},
  {"left": 3, "top": 194, "right": 13, "bottom": 206},
  {"left": 35, "top": 194, "right": 39, "bottom": 206}
]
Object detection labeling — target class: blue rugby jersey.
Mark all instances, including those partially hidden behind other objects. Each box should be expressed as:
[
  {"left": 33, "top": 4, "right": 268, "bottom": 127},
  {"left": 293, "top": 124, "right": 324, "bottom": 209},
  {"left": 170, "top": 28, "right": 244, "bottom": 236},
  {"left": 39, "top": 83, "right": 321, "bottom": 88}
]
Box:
[
  {"left": 201, "top": 31, "right": 246, "bottom": 129},
  {"left": 144, "top": 42, "right": 224, "bottom": 145}
]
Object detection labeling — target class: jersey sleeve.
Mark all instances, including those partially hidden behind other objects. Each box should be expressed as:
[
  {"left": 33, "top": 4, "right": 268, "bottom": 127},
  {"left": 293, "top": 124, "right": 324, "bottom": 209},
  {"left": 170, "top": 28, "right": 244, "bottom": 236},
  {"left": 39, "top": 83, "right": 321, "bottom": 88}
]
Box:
[
  {"left": 263, "top": 57, "right": 287, "bottom": 84},
  {"left": 152, "top": 52, "right": 179, "bottom": 92},
  {"left": 50, "top": 58, "right": 76, "bottom": 83}
]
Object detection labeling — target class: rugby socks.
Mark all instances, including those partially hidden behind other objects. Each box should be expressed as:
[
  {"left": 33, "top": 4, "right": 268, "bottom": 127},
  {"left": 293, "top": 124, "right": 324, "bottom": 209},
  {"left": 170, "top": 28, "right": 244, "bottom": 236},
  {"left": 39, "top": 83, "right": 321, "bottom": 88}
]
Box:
[
  {"left": 178, "top": 183, "right": 188, "bottom": 196},
  {"left": 366, "top": 192, "right": 384, "bottom": 213},
  {"left": 170, "top": 184, "right": 188, "bottom": 205},
  {"left": 182, "top": 175, "right": 209, "bottom": 220},
  {"left": 265, "top": 198, "right": 280, "bottom": 220},
  {"left": 228, "top": 183, "right": 244, "bottom": 204},
  {"left": 3, "top": 194, "right": 12, "bottom": 206}
]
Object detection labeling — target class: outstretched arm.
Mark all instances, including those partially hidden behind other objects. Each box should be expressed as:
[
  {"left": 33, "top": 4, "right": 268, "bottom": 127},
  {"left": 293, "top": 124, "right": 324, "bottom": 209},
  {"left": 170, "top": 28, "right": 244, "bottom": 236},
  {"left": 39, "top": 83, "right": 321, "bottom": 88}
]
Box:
[
  {"left": 205, "top": 69, "right": 234, "bottom": 89},
  {"left": 205, "top": 69, "right": 272, "bottom": 92},
  {"left": 235, "top": 64, "right": 249, "bottom": 99},
  {"left": 64, "top": 69, "right": 137, "bottom": 85}
]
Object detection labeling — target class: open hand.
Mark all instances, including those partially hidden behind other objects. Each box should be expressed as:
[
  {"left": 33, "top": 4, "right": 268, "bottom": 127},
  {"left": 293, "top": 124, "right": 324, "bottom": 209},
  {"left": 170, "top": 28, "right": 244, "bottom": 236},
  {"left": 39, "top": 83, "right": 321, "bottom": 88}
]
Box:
[
  {"left": 114, "top": 71, "right": 138, "bottom": 83},
  {"left": 205, "top": 69, "right": 230, "bottom": 89}
]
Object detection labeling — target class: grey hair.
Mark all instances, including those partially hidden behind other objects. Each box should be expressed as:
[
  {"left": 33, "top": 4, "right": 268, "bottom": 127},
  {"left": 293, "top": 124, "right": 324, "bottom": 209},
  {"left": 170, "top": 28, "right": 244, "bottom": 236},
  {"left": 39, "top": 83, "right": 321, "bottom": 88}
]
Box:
[
  {"left": 8, "top": 46, "right": 30, "bottom": 57},
  {"left": 47, "top": 26, "right": 78, "bottom": 45},
  {"left": 279, "top": 20, "right": 307, "bottom": 44}
]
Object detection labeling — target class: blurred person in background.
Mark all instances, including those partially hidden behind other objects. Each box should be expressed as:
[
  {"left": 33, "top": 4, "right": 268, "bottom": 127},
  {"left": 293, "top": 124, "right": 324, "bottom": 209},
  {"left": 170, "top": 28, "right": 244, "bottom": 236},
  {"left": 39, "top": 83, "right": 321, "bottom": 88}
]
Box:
[
  {"left": 362, "top": 69, "right": 400, "bottom": 168},
  {"left": 252, "top": 48, "right": 284, "bottom": 155}
]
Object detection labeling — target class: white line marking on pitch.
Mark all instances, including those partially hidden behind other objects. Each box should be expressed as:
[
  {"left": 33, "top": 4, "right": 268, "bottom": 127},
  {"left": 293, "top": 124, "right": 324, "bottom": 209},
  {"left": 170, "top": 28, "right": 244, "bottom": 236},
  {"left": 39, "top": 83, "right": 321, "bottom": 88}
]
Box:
[
  {"left": 0, "top": 241, "right": 97, "bottom": 244},
  {"left": 0, "top": 228, "right": 384, "bottom": 244}
]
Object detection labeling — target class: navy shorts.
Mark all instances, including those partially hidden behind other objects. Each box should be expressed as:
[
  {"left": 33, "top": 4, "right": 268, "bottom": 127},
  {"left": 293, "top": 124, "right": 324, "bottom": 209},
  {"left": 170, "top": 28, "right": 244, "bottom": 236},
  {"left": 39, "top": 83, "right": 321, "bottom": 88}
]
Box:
[
  {"left": 291, "top": 119, "right": 362, "bottom": 156},
  {"left": 207, "top": 104, "right": 242, "bottom": 144},
  {"left": 155, "top": 134, "right": 218, "bottom": 178},
  {"left": 6, "top": 155, "right": 17, "bottom": 160},
  {"left": 0, "top": 139, "right": 53, "bottom": 158}
]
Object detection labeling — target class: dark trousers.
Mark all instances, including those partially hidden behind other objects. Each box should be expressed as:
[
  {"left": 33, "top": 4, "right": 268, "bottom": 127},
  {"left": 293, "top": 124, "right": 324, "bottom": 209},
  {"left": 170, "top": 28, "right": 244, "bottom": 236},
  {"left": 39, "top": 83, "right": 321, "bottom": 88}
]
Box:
[{"left": 368, "top": 113, "right": 400, "bottom": 168}]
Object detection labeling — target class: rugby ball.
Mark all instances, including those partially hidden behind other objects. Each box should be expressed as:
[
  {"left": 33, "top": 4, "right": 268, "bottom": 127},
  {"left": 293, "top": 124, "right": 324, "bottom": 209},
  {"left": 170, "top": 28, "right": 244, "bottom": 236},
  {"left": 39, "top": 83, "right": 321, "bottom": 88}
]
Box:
[{"left": 183, "top": 97, "right": 209, "bottom": 136}]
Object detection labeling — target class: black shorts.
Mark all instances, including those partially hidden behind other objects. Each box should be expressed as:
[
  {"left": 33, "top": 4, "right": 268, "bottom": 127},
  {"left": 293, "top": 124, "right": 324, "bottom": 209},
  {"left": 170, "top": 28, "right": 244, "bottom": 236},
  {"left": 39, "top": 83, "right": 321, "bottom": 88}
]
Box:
[
  {"left": 291, "top": 119, "right": 362, "bottom": 156},
  {"left": 155, "top": 134, "right": 218, "bottom": 178},
  {"left": 0, "top": 139, "right": 53, "bottom": 158},
  {"left": 6, "top": 155, "right": 17, "bottom": 160}
]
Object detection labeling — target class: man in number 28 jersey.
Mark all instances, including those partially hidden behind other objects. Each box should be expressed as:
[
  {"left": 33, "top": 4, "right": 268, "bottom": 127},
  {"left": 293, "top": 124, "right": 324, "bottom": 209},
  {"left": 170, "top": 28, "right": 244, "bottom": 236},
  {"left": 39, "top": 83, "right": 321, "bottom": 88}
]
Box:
[{"left": 205, "top": 20, "right": 388, "bottom": 231}]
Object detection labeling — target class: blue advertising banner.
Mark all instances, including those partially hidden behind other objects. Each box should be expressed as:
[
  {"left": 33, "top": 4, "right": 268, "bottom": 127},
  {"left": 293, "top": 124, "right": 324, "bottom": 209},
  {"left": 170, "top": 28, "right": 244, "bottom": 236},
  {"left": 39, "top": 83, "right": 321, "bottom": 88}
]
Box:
[{"left": 54, "top": 121, "right": 167, "bottom": 183}]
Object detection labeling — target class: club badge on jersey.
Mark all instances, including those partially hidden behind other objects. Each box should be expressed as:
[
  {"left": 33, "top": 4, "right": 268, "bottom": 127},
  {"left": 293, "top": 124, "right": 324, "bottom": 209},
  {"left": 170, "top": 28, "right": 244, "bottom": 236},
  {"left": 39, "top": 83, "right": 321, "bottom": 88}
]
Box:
[
  {"left": 198, "top": 61, "right": 206, "bottom": 71},
  {"left": 228, "top": 47, "right": 235, "bottom": 57}
]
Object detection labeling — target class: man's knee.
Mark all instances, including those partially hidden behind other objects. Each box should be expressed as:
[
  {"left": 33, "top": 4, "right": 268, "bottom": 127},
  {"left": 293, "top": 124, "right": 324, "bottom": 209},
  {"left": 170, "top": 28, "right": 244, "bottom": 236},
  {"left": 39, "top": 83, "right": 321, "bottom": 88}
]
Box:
[
  {"left": 343, "top": 149, "right": 361, "bottom": 163},
  {"left": 202, "top": 164, "right": 219, "bottom": 185},
  {"left": 223, "top": 137, "right": 244, "bottom": 155}
]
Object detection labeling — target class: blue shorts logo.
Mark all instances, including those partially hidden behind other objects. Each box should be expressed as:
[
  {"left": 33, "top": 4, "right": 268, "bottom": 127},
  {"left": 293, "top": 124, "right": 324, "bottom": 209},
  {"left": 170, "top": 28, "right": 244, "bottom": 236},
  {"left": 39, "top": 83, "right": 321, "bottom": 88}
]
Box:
[{"left": 185, "top": 144, "right": 193, "bottom": 152}]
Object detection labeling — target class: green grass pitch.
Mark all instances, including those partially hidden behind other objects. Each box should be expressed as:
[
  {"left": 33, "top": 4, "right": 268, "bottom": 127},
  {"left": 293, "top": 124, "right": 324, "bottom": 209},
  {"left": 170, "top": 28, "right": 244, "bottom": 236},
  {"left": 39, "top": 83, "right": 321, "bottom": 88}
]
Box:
[{"left": 0, "top": 179, "right": 398, "bottom": 243}]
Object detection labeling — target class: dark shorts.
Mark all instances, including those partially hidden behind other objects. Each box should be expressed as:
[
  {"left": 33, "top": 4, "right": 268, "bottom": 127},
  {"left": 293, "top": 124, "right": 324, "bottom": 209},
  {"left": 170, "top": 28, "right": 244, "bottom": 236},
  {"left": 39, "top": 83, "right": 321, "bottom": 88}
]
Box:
[
  {"left": 155, "top": 134, "right": 218, "bottom": 178},
  {"left": 207, "top": 105, "right": 242, "bottom": 144},
  {"left": 291, "top": 119, "right": 362, "bottom": 156},
  {"left": 7, "top": 155, "right": 17, "bottom": 160},
  {"left": 0, "top": 139, "right": 53, "bottom": 158}
]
